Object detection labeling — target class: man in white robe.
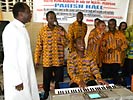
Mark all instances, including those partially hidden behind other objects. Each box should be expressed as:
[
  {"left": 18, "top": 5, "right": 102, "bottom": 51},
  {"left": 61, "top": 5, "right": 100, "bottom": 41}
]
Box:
[{"left": 2, "top": 2, "right": 40, "bottom": 100}]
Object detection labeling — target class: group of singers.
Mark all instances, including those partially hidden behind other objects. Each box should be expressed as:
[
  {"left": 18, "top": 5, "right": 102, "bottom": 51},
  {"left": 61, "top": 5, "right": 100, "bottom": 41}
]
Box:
[
  {"left": 2, "top": 2, "right": 133, "bottom": 100},
  {"left": 34, "top": 10, "right": 133, "bottom": 100}
]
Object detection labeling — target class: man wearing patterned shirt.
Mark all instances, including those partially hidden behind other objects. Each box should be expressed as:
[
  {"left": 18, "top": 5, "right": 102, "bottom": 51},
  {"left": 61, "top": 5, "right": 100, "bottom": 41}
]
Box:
[
  {"left": 87, "top": 20, "right": 106, "bottom": 67},
  {"left": 34, "top": 11, "right": 67, "bottom": 100},
  {"left": 100, "top": 19, "right": 127, "bottom": 84},
  {"left": 67, "top": 12, "right": 87, "bottom": 52},
  {"left": 67, "top": 37, "right": 108, "bottom": 88}
]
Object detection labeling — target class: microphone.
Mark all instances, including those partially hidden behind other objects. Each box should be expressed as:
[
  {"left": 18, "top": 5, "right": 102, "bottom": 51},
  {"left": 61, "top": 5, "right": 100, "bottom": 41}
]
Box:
[{"left": 54, "top": 21, "right": 58, "bottom": 26}]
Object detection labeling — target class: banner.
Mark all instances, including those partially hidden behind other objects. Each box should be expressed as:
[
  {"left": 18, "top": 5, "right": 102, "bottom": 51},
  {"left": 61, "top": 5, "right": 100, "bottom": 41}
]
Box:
[{"left": 33, "top": 0, "right": 129, "bottom": 25}]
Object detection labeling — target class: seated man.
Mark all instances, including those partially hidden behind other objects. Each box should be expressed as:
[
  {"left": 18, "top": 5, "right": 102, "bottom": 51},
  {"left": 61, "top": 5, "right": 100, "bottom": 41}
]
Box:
[{"left": 67, "top": 37, "right": 108, "bottom": 88}]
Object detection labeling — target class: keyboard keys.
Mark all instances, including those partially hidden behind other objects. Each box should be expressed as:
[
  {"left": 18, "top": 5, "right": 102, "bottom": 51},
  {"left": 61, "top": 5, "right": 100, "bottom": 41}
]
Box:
[{"left": 55, "top": 84, "right": 115, "bottom": 94}]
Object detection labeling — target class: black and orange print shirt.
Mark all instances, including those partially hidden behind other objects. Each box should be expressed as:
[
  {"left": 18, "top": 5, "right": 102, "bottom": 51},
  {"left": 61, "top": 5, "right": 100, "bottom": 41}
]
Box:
[
  {"left": 100, "top": 30, "right": 127, "bottom": 64},
  {"left": 67, "top": 21, "right": 87, "bottom": 52},
  {"left": 67, "top": 51, "right": 101, "bottom": 85},
  {"left": 34, "top": 25, "right": 67, "bottom": 67}
]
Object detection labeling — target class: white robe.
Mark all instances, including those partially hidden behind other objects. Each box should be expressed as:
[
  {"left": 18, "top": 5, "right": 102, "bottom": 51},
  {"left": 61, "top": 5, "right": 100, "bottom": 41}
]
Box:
[{"left": 2, "top": 19, "right": 40, "bottom": 100}]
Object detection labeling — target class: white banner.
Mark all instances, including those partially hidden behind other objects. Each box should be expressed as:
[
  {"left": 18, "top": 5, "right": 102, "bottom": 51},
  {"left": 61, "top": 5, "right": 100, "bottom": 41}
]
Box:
[{"left": 33, "top": 0, "right": 130, "bottom": 25}]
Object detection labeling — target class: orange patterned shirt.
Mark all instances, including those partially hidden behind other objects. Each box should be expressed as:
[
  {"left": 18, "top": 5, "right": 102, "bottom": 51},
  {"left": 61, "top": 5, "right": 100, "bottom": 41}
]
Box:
[
  {"left": 87, "top": 28, "right": 104, "bottom": 65},
  {"left": 34, "top": 25, "right": 67, "bottom": 67},
  {"left": 100, "top": 30, "right": 127, "bottom": 64},
  {"left": 67, "top": 51, "right": 101, "bottom": 85},
  {"left": 67, "top": 21, "right": 87, "bottom": 52}
]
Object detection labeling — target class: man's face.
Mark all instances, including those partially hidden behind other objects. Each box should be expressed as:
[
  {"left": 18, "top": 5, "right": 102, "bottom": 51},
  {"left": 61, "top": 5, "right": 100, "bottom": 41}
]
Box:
[
  {"left": 47, "top": 13, "right": 56, "bottom": 25},
  {"left": 108, "top": 21, "right": 116, "bottom": 31},
  {"left": 75, "top": 38, "right": 85, "bottom": 52},
  {"left": 22, "top": 6, "right": 32, "bottom": 23},
  {"left": 77, "top": 13, "right": 83, "bottom": 23},
  {"left": 98, "top": 22, "right": 106, "bottom": 32}
]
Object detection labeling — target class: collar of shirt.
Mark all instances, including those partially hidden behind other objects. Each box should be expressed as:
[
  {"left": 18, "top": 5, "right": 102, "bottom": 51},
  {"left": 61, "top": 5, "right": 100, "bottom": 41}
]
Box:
[
  {"left": 74, "top": 21, "right": 81, "bottom": 26},
  {"left": 14, "top": 19, "right": 25, "bottom": 28}
]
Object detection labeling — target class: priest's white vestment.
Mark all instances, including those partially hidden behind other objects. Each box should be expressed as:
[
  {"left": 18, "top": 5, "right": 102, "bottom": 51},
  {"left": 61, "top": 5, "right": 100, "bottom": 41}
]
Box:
[{"left": 2, "top": 19, "right": 40, "bottom": 100}]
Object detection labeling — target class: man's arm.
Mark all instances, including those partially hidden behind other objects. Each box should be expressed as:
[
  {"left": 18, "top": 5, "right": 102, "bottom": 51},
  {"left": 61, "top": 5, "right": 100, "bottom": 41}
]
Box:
[{"left": 67, "top": 54, "right": 81, "bottom": 85}]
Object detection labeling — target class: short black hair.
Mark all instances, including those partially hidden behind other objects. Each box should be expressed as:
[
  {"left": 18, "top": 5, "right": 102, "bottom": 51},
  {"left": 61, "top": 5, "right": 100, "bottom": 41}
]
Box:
[
  {"left": 97, "top": 20, "right": 105, "bottom": 26},
  {"left": 77, "top": 12, "right": 83, "bottom": 15},
  {"left": 12, "top": 2, "right": 29, "bottom": 18},
  {"left": 94, "top": 18, "right": 100, "bottom": 22},
  {"left": 108, "top": 19, "right": 117, "bottom": 25},
  {"left": 46, "top": 11, "right": 56, "bottom": 18}
]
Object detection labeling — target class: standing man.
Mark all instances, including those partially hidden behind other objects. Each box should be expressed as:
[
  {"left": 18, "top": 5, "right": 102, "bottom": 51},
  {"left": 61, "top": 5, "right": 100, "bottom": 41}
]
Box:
[
  {"left": 100, "top": 19, "right": 127, "bottom": 84},
  {"left": 2, "top": 2, "right": 39, "bottom": 100},
  {"left": 34, "top": 11, "right": 67, "bottom": 100},
  {"left": 87, "top": 20, "right": 106, "bottom": 67},
  {"left": 67, "top": 12, "right": 87, "bottom": 52}
]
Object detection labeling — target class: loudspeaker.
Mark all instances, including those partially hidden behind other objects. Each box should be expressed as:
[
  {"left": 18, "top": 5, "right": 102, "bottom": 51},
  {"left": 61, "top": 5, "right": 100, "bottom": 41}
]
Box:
[{"left": 0, "top": 21, "right": 10, "bottom": 64}]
